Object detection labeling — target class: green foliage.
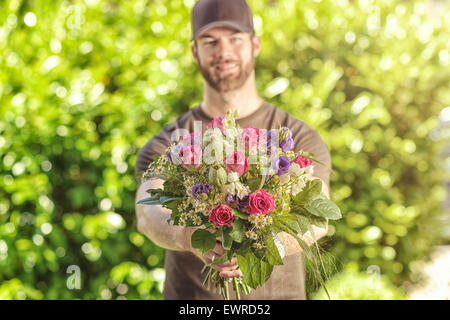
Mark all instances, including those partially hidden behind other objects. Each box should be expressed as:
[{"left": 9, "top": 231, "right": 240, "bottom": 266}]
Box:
[
  {"left": 191, "top": 229, "right": 216, "bottom": 254},
  {"left": 0, "top": 0, "right": 448, "bottom": 299},
  {"left": 311, "top": 270, "right": 408, "bottom": 300}
]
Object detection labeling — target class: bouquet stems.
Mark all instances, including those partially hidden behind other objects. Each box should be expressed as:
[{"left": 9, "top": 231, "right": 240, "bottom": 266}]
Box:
[{"left": 202, "top": 264, "right": 251, "bottom": 300}]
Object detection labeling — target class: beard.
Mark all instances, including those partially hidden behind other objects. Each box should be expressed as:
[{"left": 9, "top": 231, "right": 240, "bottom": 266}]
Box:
[{"left": 197, "top": 49, "right": 256, "bottom": 93}]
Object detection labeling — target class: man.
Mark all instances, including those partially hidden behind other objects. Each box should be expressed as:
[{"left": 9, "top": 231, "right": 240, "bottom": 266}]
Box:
[{"left": 135, "top": 0, "right": 331, "bottom": 299}]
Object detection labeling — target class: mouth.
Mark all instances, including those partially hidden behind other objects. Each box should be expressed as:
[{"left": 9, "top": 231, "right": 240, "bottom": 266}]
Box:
[{"left": 215, "top": 63, "right": 239, "bottom": 73}]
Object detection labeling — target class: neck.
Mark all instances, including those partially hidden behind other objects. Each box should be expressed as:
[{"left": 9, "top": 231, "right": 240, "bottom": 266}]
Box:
[{"left": 200, "top": 72, "right": 264, "bottom": 119}]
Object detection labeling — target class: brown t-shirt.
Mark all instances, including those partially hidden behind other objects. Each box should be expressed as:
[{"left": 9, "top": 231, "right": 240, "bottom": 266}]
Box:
[{"left": 135, "top": 100, "right": 331, "bottom": 300}]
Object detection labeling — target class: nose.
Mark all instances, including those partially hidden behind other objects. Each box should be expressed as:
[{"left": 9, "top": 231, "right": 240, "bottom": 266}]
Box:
[{"left": 216, "top": 38, "right": 234, "bottom": 60}]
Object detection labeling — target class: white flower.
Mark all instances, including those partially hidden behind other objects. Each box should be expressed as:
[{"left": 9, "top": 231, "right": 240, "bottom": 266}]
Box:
[
  {"left": 222, "top": 183, "right": 236, "bottom": 195},
  {"left": 249, "top": 215, "right": 259, "bottom": 224},
  {"left": 279, "top": 173, "right": 291, "bottom": 185},
  {"left": 188, "top": 210, "right": 196, "bottom": 218},
  {"left": 245, "top": 230, "right": 257, "bottom": 239},
  {"left": 227, "top": 171, "right": 239, "bottom": 183},
  {"left": 292, "top": 179, "right": 307, "bottom": 196},
  {"left": 265, "top": 216, "right": 273, "bottom": 225},
  {"left": 255, "top": 219, "right": 266, "bottom": 229},
  {"left": 288, "top": 163, "right": 301, "bottom": 177},
  {"left": 235, "top": 182, "right": 250, "bottom": 199},
  {"left": 193, "top": 216, "right": 202, "bottom": 225}
]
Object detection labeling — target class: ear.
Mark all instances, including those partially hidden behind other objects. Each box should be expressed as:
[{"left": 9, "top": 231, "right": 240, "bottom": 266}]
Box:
[
  {"left": 251, "top": 35, "right": 261, "bottom": 57},
  {"left": 191, "top": 43, "right": 199, "bottom": 65}
]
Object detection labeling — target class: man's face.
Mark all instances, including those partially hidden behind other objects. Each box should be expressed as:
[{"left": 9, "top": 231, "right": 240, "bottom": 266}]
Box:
[{"left": 192, "top": 27, "right": 261, "bottom": 92}]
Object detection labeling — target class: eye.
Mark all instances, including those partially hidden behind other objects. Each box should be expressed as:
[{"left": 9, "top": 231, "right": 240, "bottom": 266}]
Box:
[
  {"left": 231, "top": 36, "right": 242, "bottom": 43},
  {"left": 204, "top": 40, "right": 217, "bottom": 46}
]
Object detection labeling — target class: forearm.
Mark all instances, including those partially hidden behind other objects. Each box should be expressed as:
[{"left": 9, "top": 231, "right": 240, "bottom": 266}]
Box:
[
  {"left": 136, "top": 204, "right": 190, "bottom": 252},
  {"left": 135, "top": 179, "right": 191, "bottom": 252}
]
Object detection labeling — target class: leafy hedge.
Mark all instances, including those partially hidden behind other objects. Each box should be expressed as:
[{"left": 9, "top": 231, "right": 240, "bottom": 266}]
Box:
[{"left": 0, "top": 0, "right": 448, "bottom": 299}]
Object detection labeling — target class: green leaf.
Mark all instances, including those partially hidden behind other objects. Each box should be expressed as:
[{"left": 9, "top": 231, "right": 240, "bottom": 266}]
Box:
[
  {"left": 232, "top": 239, "right": 251, "bottom": 256},
  {"left": 136, "top": 198, "right": 162, "bottom": 205},
  {"left": 294, "top": 215, "right": 310, "bottom": 234},
  {"left": 264, "top": 233, "right": 283, "bottom": 265},
  {"left": 246, "top": 177, "right": 261, "bottom": 191},
  {"left": 229, "top": 218, "right": 245, "bottom": 243},
  {"left": 191, "top": 229, "right": 216, "bottom": 254},
  {"left": 292, "top": 179, "right": 322, "bottom": 206},
  {"left": 232, "top": 209, "right": 249, "bottom": 220},
  {"left": 210, "top": 253, "right": 229, "bottom": 265},
  {"left": 146, "top": 188, "right": 164, "bottom": 196},
  {"left": 237, "top": 252, "right": 273, "bottom": 289},
  {"left": 309, "top": 215, "right": 327, "bottom": 229},
  {"left": 222, "top": 227, "right": 233, "bottom": 251},
  {"left": 136, "top": 195, "right": 181, "bottom": 205},
  {"left": 306, "top": 198, "right": 342, "bottom": 220}
]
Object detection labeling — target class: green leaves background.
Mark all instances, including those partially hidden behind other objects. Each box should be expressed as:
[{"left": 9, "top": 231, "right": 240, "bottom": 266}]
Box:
[{"left": 0, "top": 0, "right": 448, "bottom": 299}]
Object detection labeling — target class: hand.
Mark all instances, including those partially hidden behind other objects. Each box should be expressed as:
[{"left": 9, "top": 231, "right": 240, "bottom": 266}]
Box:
[{"left": 185, "top": 228, "right": 242, "bottom": 278}]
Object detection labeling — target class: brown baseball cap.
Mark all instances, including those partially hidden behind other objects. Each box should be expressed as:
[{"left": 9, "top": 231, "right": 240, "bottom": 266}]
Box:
[{"left": 191, "top": 0, "right": 255, "bottom": 41}]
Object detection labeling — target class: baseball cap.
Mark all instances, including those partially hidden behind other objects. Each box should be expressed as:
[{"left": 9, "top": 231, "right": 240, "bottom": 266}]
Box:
[{"left": 191, "top": 0, "right": 255, "bottom": 41}]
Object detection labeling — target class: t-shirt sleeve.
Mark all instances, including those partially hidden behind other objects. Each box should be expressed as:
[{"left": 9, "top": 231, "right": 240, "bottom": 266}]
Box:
[
  {"left": 293, "top": 125, "right": 332, "bottom": 187},
  {"left": 134, "top": 130, "right": 172, "bottom": 184}
]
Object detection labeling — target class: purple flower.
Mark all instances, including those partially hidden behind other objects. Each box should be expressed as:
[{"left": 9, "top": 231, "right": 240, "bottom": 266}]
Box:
[
  {"left": 225, "top": 193, "right": 236, "bottom": 205},
  {"left": 281, "top": 126, "right": 292, "bottom": 140},
  {"left": 192, "top": 183, "right": 212, "bottom": 199},
  {"left": 280, "top": 137, "right": 294, "bottom": 152},
  {"left": 265, "top": 129, "right": 279, "bottom": 155},
  {"left": 224, "top": 193, "right": 249, "bottom": 208},
  {"left": 235, "top": 195, "right": 249, "bottom": 208},
  {"left": 272, "top": 156, "right": 291, "bottom": 175}
]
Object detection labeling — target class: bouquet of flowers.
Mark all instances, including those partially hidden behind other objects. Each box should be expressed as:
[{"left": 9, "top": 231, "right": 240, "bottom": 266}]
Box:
[{"left": 137, "top": 110, "right": 341, "bottom": 299}]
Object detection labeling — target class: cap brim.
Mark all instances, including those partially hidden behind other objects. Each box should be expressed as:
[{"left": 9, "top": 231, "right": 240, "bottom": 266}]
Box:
[{"left": 192, "top": 21, "right": 253, "bottom": 41}]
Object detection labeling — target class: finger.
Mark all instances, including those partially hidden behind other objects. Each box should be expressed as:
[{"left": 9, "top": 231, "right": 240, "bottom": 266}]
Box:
[
  {"left": 211, "top": 262, "right": 239, "bottom": 272},
  {"left": 219, "top": 268, "right": 243, "bottom": 278},
  {"left": 212, "top": 242, "right": 225, "bottom": 256},
  {"left": 215, "top": 257, "right": 238, "bottom": 268}
]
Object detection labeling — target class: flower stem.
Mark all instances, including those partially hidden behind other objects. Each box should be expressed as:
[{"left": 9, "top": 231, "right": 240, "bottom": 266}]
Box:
[{"left": 233, "top": 277, "right": 241, "bottom": 300}]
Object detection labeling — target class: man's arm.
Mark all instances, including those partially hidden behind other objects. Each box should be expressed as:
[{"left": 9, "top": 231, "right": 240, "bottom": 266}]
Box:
[
  {"left": 277, "top": 177, "right": 330, "bottom": 256},
  {"left": 135, "top": 178, "right": 242, "bottom": 277},
  {"left": 136, "top": 178, "right": 193, "bottom": 251}
]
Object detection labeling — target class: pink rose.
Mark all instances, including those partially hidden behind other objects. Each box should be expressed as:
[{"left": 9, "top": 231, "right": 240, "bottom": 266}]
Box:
[
  {"left": 224, "top": 151, "right": 249, "bottom": 176},
  {"left": 248, "top": 189, "right": 275, "bottom": 216},
  {"left": 209, "top": 204, "right": 235, "bottom": 227},
  {"left": 181, "top": 132, "right": 202, "bottom": 146},
  {"left": 292, "top": 155, "right": 312, "bottom": 168},
  {"left": 240, "top": 127, "right": 267, "bottom": 151},
  {"left": 179, "top": 145, "right": 202, "bottom": 170},
  {"left": 207, "top": 116, "right": 226, "bottom": 135}
]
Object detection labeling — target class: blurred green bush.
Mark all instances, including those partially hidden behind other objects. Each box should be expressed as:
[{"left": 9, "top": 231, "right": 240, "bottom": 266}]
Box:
[
  {"left": 311, "top": 269, "right": 408, "bottom": 300},
  {"left": 0, "top": 0, "right": 448, "bottom": 299}
]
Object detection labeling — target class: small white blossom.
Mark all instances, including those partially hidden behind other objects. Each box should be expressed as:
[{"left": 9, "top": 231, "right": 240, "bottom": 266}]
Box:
[
  {"left": 249, "top": 215, "right": 259, "bottom": 224},
  {"left": 193, "top": 216, "right": 202, "bottom": 225},
  {"left": 245, "top": 230, "right": 257, "bottom": 239},
  {"left": 252, "top": 243, "right": 265, "bottom": 249},
  {"left": 188, "top": 210, "right": 196, "bottom": 218},
  {"left": 255, "top": 219, "right": 266, "bottom": 229}
]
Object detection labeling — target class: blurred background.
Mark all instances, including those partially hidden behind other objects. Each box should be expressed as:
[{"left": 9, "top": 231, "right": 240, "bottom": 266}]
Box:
[{"left": 0, "top": 0, "right": 449, "bottom": 300}]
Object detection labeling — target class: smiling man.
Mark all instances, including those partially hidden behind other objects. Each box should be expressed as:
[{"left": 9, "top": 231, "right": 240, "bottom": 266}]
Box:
[{"left": 135, "top": 0, "right": 332, "bottom": 299}]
